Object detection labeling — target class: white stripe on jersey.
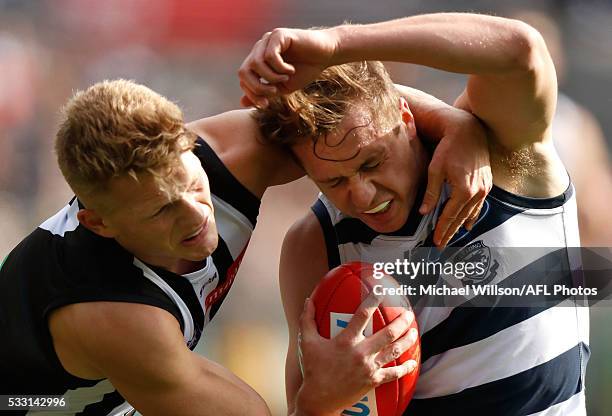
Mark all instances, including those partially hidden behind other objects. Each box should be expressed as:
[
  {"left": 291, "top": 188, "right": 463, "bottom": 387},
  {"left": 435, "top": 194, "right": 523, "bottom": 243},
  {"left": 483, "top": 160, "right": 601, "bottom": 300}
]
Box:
[
  {"left": 39, "top": 199, "right": 80, "bottom": 236},
  {"left": 415, "top": 302, "right": 589, "bottom": 398},
  {"left": 133, "top": 258, "right": 196, "bottom": 346},
  {"left": 526, "top": 391, "right": 586, "bottom": 416},
  {"left": 212, "top": 194, "right": 254, "bottom": 260},
  {"left": 417, "top": 201, "right": 581, "bottom": 334}
]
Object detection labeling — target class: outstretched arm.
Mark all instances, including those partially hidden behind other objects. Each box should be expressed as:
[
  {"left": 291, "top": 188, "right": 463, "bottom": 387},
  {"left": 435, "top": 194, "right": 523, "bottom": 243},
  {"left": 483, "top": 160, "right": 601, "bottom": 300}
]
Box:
[{"left": 239, "top": 13, "right": 556, "bottom": 150}]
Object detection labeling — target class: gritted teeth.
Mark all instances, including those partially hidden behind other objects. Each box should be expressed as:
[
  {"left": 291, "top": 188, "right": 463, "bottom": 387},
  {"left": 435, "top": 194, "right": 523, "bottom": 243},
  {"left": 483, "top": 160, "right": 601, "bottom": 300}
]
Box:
[{"left": 364, "top": 200, "right": 391, "bottom": 214}]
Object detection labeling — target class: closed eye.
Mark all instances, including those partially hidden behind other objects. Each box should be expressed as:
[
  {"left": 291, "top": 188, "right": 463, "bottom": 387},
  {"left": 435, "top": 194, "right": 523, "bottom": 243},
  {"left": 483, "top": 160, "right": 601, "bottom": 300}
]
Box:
[
  {"left": 362, "top": 161, "right": 381, "bottom": 171},
  {"left": 328, "top": 177, "right": 344, "bottom": 188},
  {"left": 150, "top": 203, "right": 170, "bottom": 218}
]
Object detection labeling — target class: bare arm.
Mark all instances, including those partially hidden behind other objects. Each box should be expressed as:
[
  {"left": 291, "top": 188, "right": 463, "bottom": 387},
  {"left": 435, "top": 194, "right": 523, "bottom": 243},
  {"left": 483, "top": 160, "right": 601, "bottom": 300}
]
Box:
[
  {"left": 187, "top": 110, "right": 304, "bottom": 199},
  {"left": 397, "top": 84, "right": 492, "bottom": 244},
  {"left": 49, "top": 302, "right": 271, "bottom": 416},
  {"left": 279, "top": 212, "right": 328, "bottom": 414},
  {"left": 240, "top": 13, "right": 556, "bottom": 150}
]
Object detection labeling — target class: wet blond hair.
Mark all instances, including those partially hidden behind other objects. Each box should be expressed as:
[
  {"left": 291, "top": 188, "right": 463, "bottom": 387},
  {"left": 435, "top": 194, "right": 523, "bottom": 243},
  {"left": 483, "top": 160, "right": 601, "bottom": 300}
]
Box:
[
  {"left": 55, "top": 79, "right": 196, "bottom": 204},
  {"left": 254, "top": 61, "right": 400, "bottom": 150}
]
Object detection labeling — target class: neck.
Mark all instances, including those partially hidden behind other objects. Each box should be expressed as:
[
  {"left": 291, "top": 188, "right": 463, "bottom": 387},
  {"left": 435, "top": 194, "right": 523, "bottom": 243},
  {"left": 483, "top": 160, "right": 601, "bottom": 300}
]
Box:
[{"left": 172, "top": 259, "right": 207, "bottom": 275}]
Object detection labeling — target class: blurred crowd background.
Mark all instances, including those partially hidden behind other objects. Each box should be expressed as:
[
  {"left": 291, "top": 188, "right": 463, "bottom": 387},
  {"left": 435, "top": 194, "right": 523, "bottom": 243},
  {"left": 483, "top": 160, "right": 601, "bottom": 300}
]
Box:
[{"left": 1, "top": 0, "right": 610, "bottom": 414}]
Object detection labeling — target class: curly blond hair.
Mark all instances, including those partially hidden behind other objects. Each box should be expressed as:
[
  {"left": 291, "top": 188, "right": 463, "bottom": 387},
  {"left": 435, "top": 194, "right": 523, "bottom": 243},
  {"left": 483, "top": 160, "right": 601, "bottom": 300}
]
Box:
[
  {"left": 254, "top": 61, "right": 400, "bottom": 148},
  {"left": 55, "top": 79, "right": 196, "bottom": 202}
]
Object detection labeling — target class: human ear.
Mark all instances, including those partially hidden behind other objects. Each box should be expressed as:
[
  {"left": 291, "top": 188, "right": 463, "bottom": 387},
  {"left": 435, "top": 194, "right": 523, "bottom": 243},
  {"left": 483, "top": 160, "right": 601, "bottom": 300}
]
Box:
[
  {"left": 399, "top": 97, "right": 416, "bottom": 134},
  {"left": 77, "top": 209, "right": 117, "bottom": 238}
]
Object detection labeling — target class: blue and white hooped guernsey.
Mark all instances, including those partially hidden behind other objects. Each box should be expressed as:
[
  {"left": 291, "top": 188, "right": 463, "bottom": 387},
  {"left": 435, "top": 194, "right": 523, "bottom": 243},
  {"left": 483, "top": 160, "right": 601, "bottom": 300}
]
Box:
[{"left": 312, "top": 182, "right": 589, "bottom": 416}]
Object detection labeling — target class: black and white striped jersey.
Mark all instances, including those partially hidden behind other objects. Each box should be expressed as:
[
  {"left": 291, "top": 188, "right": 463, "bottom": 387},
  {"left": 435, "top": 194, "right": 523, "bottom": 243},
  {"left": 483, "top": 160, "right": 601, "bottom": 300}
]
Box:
[
  {"left": 312, "top": 182, "right": 589, "bottom": 415},
  {"left": 0, "top": 138, "right": 260, "bottom": 416}
]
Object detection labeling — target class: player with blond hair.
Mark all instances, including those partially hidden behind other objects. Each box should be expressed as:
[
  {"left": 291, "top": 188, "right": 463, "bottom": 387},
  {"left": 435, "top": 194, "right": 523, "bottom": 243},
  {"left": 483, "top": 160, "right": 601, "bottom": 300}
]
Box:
[{"left": 0, "top": 77, "right": 490, "bottom": 415}]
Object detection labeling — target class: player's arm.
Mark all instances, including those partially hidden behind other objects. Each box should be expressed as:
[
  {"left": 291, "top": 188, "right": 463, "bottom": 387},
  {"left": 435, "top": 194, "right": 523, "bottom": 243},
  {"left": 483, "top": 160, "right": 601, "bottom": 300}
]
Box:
[
  {"left": 187, "top": 110, "right": 304, "bottom": 199},
  {"left": 280, "top": 212, "right": 417, "bottom": 415},
  {"left": 335, "top": 14, "right": 556, "bottom": 149},
  {"left": 396, "top": 84, "right": 491, "bottom": 245},
  {"left": 239, "top": 13, "right": 555, "bottom": 150},
  {"left": 48, "top": 302, "right": 271, "bottom": 416},
  {"left": 279, "top": 213, "right": 326, "bottom": 414}
]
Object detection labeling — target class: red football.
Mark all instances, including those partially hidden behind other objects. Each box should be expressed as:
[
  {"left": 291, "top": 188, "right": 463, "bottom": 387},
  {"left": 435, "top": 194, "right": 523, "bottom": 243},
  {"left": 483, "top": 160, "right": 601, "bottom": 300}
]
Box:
[{"left": 311, "top": 262, "right": 420, "bottom": 416}]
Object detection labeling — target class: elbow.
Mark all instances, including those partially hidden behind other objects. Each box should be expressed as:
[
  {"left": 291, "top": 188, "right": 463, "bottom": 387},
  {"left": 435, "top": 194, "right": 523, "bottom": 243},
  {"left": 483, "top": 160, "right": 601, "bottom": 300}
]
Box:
[
  {"left": 245, "top": 394, "right": 273, "bottom": 416},
  {"left": 506, "top": 19, "right": 550, "bottom": 74}
]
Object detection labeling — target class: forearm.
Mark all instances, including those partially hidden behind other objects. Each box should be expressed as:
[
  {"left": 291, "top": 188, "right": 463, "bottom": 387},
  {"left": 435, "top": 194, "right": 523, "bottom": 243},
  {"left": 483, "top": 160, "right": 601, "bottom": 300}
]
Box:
[
  {"left": 396, "top": 84, "right": 482, "bottom": 144},
  {"left": 328, "top": 13, "right": 540, "bottom": 75},
  {"left": 116, "top": 355, "right": 272, "bottom": 416}
]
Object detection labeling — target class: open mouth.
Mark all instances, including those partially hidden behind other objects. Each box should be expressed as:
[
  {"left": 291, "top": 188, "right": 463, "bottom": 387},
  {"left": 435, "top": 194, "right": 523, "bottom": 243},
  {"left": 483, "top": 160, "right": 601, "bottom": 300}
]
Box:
[{"left": 363, "top": 200, "right": 392, "bottom": 215}]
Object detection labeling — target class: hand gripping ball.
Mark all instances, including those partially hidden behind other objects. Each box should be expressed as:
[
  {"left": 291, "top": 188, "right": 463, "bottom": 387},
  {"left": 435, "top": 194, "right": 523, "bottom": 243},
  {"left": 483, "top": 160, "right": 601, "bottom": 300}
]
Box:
[{"left": 311, "top": 262, "right": 421, "bottom": 416}]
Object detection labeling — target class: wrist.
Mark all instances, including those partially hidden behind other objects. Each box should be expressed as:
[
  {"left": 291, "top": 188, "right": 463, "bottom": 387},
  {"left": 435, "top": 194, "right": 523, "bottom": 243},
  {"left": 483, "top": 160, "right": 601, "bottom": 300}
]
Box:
[
  {"left": 294, "top": 384, "right": 336, "bottom": 416},
  {"left": 325, "top": 25, "right": 354, "bottom": 66}
]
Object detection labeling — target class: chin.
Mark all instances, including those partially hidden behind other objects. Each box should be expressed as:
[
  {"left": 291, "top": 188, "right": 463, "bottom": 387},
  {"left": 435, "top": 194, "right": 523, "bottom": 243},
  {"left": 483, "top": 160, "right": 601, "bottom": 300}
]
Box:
[
  {"left": 370, "top": 222, "right": 404, "bottom": 234},
  {"left": 199, "top": 233, "right": 219, "bottom": 258},
  {"left": 185, "top": 233, "right": 219, "bottom": 261}
]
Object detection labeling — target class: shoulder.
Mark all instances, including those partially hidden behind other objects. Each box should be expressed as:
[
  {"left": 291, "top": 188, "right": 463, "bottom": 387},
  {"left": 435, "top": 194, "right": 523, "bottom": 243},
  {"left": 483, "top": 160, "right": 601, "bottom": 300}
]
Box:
[
  {"left": 280, "top": 211, "right": 329, "bottom": 323},
  {"left": 187, "top": 110, "right": 302, "bottom": 198},
  {"left": 282, "top": 210, "right": 329, "bottom": 263}
]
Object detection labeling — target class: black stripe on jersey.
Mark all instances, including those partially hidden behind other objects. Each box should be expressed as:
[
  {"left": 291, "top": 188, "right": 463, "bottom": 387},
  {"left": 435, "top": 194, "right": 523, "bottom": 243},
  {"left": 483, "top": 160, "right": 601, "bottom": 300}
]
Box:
[
  {"left": 150, "top": 264, "right": 205, "bottom": 346},
  {"left": 311, "top": 200, "right": 341, "bottom": 269},
  {"left": 420, "top": 248, "right": 574, "bottom": 362},
  {"left": 488, "top": 183, "right": 573, "bottom": 210},
  {"left": 209, "top": 237, "right": 234, "bottom": 320},
  {"left": 77, "top": 391, "right": 126, "bottom": 416},
  {"left": 406, "top": 342, "right": 588, "bottom": 416},
  {"left": 193, "top": 137, "right": 260, "bottom": 225}
]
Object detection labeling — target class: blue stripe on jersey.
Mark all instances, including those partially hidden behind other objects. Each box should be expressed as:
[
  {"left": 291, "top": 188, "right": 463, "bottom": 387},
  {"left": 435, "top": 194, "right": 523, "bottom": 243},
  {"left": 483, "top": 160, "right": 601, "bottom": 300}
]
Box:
[
  {"left": 332, "top": 188, "right": 426, "bottom": 245},
  {"left": 420, "top": 248, "right": 573, "bottom": 361},
  {"left": 334, "top": 217, "right": 381, "bottom": 245},
  {"left": 311, "top": 200, "right": 341, "bottom": 269},
  {"left": 489, "top": 183, "right": 573, "bottom": 210},
  {"left": 446, "top": 198, "right": 526, "bottom": 248},
  {"left": 405, "top": 342, "right": 589, "bottom": 416}
]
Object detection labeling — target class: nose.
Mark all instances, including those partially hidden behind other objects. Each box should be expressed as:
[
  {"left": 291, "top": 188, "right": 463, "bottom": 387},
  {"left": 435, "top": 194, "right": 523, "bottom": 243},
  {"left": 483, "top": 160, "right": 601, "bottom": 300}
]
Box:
[
  {"left": 178, "top": 194, "right": 206, "bottom": 225},
  {"left": 347, "top": 175, "right": 376, "bottom": 211}
]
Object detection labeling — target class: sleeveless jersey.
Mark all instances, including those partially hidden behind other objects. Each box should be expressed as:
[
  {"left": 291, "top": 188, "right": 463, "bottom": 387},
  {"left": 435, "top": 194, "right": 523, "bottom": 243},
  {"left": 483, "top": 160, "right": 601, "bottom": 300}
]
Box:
[
  {"left": 0, "top": 138, "right": 260, "bottom": 415},
  {"left": 312, "top": 183, "right": 589, "bottom": 415}
]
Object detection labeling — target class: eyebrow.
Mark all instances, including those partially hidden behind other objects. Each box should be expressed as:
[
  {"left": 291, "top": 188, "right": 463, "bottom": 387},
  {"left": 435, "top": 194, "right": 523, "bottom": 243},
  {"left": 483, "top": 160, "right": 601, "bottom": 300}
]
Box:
[
  {"left": 315, "top": 153, "right": 383, "bottom": 184},
  {"left": 146, "top": 175, "right": 202, "bottom": 214}
]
